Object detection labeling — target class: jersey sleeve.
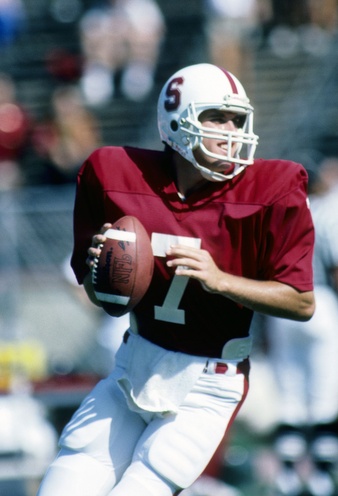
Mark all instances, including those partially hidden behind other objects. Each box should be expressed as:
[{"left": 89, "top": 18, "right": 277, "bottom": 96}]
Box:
[
  {"left": 70, "top": 154, "right": 106, "bottom": 284},
  {"left": 260, "top": 168, "right": 314, "bottom": 291}
]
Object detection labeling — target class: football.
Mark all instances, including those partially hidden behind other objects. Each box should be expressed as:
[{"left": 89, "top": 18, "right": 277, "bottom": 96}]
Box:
[{"left": 92, "top": 216, "right": 154, "bottom": 317}]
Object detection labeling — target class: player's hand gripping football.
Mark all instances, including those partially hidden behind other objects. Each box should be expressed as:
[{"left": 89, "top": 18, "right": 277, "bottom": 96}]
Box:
[
  {"left": 166, "top": 244, "right": 223, "bottom": 294},
  {"left": 86, "top": 223, "right": 113, "bottom": 271}
]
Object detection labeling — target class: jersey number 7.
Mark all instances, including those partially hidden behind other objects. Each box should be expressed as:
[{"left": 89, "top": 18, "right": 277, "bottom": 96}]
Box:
[{"left": 151, "top": 233, "right": 201, "bottom": 325}]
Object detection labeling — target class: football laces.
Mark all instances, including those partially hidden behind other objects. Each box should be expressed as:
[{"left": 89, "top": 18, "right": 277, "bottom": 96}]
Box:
[{"left": 91, "top": 243, "right": 103, "bottom": 284}]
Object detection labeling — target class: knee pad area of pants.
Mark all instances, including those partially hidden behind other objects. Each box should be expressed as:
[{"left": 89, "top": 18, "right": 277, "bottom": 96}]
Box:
[
  {"left": 142, "top": 415, "right": 225, "bottom": 488},
  {"left": 37, "top": 449, "right": 117, "bottom": 496},
  {"left": 114, "top": 460, "right": 177, "bottom": 496}
]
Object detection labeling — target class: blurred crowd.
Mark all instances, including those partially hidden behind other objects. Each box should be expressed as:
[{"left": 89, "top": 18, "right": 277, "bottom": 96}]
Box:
[
  {"left": 1, "top": 1, "right": 338, "bottom": 495},
  {"left": 0, "top": 0, "right": 167, "bottom": 190},
  {"left": 0, "top": 0, "right": 337, "bottom": 191}
]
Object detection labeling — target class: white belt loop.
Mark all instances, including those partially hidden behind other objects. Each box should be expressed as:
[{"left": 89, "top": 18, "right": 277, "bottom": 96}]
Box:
[
  {"left": 204, "top": 360, "right": 239, "bottom": 377},
  {"left": 221, "top": 336, "right": 252, "bottom": 361},
  {"left": 224, "top": 363, "right": 238, "bottom": 376}
]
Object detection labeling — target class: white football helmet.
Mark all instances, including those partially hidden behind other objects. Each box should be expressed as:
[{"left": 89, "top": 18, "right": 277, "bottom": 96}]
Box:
[{"left": 157, "top": 63, "right": 259, "bottom": 182}]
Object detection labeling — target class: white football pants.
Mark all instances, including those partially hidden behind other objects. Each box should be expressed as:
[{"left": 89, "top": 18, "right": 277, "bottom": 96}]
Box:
[{"left": 37, "top": 342, "right": 249, "bottom": 496}]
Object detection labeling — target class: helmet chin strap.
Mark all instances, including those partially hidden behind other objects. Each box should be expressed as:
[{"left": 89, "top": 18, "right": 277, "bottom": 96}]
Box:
[
  {"left": 194, "top": 160, "right": 229, "bottom": 182},
  {"left": 190, "top": 141, "right": 247, "bottom": 182},
  {"left": 175, "top": 139, "right": 248, "bottom": 182},
  {"left": 192, "top": 159, "right": 246, "bottom": 182}
]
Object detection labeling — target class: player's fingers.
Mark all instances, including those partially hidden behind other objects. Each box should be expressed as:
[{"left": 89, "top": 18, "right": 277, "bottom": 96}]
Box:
[
  {"left": 167, "top": 245, "right": 203, "bottom": 260},
  {"left": 100, "top": 223, "right": 113, "bottom": 234},
  {"left": 88, "top": 244, "right": 102, "bottom": 257},
  {"left": 167, "top": 257, "right": 201, "bottom": 272},
  {"left": 91, "top": 233, "right": 106, "bottom": 247},
  {"left": 89, "top": 244, "right": 100, "bottom": 265}
]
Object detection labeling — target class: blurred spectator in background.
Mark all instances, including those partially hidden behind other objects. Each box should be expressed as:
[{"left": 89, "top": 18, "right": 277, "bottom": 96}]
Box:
[
  {"left": 45, "top": 48, "right": 82, "bottom": 84},
  {"left": 0, "top": 0, "right": 26, "bottom": 48},
  {"left": 78, "top": 0, "right": 165, "bottom": 105},
  {"left": 31, "top": 85, "right": 101, "bottom": 185},
  {"left": 0, "top": 72, "right": 33, "bottom": 190},
  {"left": 49, "top": 0, "right": 83, "bottom": 25},
  {"left": 320, "top": 156, "right": 338, "bottom": 194},
  {"left": 269, "top": 0, "right": 337, "bottom": 32},
  {"left": 266, "top": 157, "right": 338, "bottom": 496},
  {"left": 265, "top": 0, "right": 337, "bottom": 57},
  {"left": 308, "top": 0, "right": 338, "bottom": 32},
  {"left": 43, "top": 0, "right": 84, "bottom": 84},
  {"left": 203, "top": 0, "right": 259, "bottom": 83}
]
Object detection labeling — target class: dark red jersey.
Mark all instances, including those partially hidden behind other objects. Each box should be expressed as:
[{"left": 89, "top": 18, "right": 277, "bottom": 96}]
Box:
[{"left": 71, "top": 146, "right": 314, "bottom": 357}]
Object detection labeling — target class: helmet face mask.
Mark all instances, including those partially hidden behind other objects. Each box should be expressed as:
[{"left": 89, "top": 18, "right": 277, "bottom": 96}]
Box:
[{"left": 157, "top": 64, "right": 259, "bottom": 182}]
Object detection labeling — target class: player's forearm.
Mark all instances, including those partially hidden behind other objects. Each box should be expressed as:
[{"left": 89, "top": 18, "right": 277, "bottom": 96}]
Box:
[
  {"left": 217, "top": 273, "right": 315, "bottom": 321},
  {"left": 167, "top": 245, "right": 315, "bottom": 321}
]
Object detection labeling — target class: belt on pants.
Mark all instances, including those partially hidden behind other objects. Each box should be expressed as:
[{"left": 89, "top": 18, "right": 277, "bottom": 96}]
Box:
[
  {"left": 122, "top": 331, "right": 250, "bottom": 376},
  {"left": 203, "top": 359, "right": 249, "bottom": 376}
]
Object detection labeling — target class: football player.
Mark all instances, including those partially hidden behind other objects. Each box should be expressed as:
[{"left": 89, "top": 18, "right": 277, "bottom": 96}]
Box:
[{"left": 37, "top": 63, "right": 315, "bottom": 496}]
